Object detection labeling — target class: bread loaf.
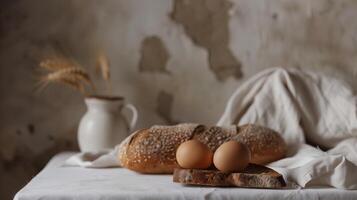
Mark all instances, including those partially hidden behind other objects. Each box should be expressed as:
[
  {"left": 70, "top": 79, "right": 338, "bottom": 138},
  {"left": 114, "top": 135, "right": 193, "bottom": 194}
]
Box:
[
  {"left": 234, "top": 124, "right": 287, "bottom": 165},
  {"left": 118, "top": 123, "right": 286, "bottom": 174}
]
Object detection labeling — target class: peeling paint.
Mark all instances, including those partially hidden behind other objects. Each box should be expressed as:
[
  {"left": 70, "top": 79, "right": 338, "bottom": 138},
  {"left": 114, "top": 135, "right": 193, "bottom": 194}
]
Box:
[
  {"left": 47, "top": 134, "right": 55, "bottom": 141},
  {"left": 16, "top": 130, "right": 22, "bottom": 135},
  {"left": 139, "top": 36, "right": 170, "bottom": 73},
  {"left": 156, "top": 91, "right": 177, "bottom": 125},
  {"left": 170, "top": 0, "right": 242, "bottom": 81},
  {"left": 27, "top": 124, "right": 35, "bottom": 135}
]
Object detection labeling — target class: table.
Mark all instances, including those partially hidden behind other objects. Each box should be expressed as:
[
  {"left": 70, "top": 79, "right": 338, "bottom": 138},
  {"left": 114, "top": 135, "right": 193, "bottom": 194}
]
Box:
[{"left": 14, "top": 152, "right": 357, "bottom": 200}]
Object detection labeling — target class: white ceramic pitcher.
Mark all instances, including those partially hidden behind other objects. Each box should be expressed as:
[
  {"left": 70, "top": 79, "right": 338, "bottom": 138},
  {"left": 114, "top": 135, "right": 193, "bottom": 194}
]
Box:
[{"left": 78, "top": 95, "right": 138, "bottom": 152}]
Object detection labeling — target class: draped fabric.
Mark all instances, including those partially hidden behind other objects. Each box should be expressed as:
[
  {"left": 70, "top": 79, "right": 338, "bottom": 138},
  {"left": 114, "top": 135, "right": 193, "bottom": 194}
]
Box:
[{"left": 217, "top": 68, "right": 357, "bottom": 189}]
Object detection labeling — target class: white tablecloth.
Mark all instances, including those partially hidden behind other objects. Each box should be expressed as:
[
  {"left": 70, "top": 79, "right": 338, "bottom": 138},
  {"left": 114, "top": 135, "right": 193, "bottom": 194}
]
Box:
[{"left": 14, "top": 152, "right": 357, "bottom": 200}]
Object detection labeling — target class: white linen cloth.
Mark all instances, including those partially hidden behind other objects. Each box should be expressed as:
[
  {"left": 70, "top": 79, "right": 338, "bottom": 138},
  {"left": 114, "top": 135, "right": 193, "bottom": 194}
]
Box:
[
  {"left": 65, "top": 67, "right": 357, "bottom": 189},
  {"left": 217, "top": 68, "right": 357, "bottom": 189},
  {"left": 16, "top": 152, "right": 357, "bottom": 200},
  {"left": 65, "top": 149, "right": 118, "bottom": 168}
]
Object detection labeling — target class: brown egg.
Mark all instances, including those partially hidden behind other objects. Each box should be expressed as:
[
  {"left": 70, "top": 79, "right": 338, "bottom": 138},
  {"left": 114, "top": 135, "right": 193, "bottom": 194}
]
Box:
[
  {"left": 176, "top": 140, "right": 213, "bottom": 169},
  {"left": 213, "top": 140, "right": 251, "bottom": 173}
]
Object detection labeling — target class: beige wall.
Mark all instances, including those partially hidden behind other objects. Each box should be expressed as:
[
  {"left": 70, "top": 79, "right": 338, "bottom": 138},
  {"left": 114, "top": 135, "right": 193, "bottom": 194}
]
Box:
[{"left": 1, "top": 0, "right": 357, "bottom": 199}]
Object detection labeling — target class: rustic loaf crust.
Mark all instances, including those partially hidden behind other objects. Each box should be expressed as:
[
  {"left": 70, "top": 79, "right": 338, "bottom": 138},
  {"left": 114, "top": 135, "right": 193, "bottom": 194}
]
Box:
[
  {"left": 118, "top": 123, "right": 286, "bottom": 174},
  {"left": 234, "top": 124, "right": 287, "bottom": 165}
]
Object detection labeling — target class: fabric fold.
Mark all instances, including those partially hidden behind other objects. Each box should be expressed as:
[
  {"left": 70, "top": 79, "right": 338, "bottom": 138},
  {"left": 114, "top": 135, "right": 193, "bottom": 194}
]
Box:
[{"left": 217, "top": 67, "right": 357, "bottom": 189}]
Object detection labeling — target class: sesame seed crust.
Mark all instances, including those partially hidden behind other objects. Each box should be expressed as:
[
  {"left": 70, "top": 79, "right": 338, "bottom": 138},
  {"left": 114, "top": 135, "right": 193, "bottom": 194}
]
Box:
[
  {"left": 233, "top": 124, "right": 287, "bottom": 164},
  {"left": 193, "top": 125, "right": 238, "bottom": 151},
  {"left": 120, "top": 123, "right": 205, "bottom": 173}
]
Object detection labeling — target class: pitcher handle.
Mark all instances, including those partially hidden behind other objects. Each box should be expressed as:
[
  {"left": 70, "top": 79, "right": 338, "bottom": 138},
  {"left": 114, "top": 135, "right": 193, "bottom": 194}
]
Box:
[{"left": 123, "top": 103, "right": 138, "bottom": 131}]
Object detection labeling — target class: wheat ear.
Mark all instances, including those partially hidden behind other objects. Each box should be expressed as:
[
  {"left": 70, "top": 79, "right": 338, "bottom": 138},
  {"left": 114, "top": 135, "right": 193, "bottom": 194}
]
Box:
[
  {"left": 36, "top": 78, "right": 85, "bottom": 94},
  {"left": 96, "top": 53, "right": 112, "bottom": 94},
  {"left": 39, "top": 57, "right": 74, "bottom": 71},
  {"left": 37, "top": 68, "right": 94, "bottom": 94}
]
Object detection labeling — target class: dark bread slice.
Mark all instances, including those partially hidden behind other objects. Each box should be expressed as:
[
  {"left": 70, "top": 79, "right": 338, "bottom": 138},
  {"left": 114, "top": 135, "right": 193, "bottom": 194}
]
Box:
[{"left": 173, "top": 164, "right": 286, "bottom": 188}]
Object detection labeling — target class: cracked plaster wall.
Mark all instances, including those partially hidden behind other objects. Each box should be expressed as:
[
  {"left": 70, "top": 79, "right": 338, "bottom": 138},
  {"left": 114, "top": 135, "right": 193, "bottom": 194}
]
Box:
[{"left": 1, "top": 0, "right": 357, "bottom": 199}]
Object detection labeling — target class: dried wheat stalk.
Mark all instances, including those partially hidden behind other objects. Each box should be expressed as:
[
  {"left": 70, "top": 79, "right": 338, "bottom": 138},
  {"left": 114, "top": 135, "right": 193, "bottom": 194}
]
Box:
[
  {"left": 37, "top": 76, "right": 85, "bottom": 94},
  {"left": 37, "top": 57, "right": 95, "bottom": 94},
  {"left": 37, "top": 52, "right": 113, "bottom": 95},
  {"left": 96, "top": 52, "right": 112, "bottom": 94},
  {"left": 39, "top": 56, "right": 74, "bottom": 71}
]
